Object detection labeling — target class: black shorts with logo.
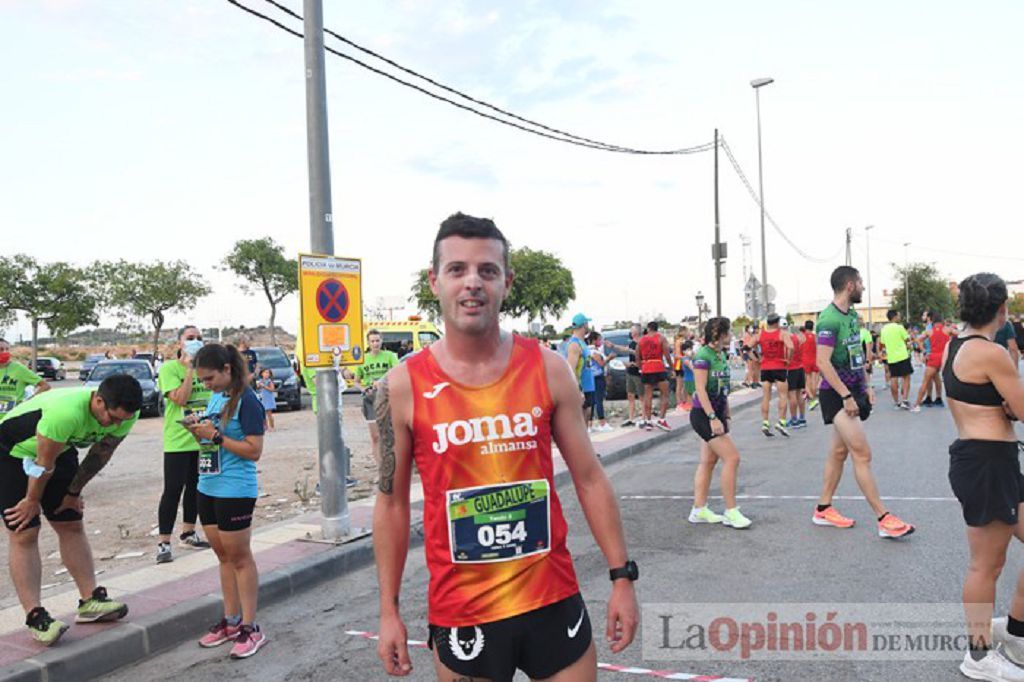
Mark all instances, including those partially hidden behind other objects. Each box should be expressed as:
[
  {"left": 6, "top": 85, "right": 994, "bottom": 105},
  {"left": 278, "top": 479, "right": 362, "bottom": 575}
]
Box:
[
  {"left": 888, "top": 358, "right": 913, "bottom": 378},
  {"left": 690, "top": 409, "right": 730, "bottom": 442},
  {"left": 787, "top": 368, "right": 806, "bottom": 391},
  {"left": 949, "top": 440, "right": 1024, "bottom": 527},
  {"left": 428, "top": 592, "right": 592, "bottom": 682},
  {"left": 641, "top": 372, "right": 668, "bottom": 385},
  {"left": 760, "top": 369, "right": 788, "bottom": 384},
  {"left": 819, "top": 388, "right": 872, "bottom": 425},
  {"left": 197, "top": 492, "right": 256, "bottom": 531},
  {"left": 0, "top": 447, "right": 81, "bottom": 531}
]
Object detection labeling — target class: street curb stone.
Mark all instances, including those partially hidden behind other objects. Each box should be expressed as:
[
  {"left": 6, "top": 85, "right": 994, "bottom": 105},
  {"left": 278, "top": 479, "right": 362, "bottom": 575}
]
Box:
[{"left": 0, "top": 396, "right": 758, "bottom": 681}]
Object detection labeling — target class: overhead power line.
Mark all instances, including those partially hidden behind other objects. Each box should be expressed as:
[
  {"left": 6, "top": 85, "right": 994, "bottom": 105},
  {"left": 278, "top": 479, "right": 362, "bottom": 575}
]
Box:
[
  {"left": 718, "top": 136, "right": 845, "bottom": 264},
  {"left": 867, "top": 234, "right": 1024, "bottom": 263},
  {"left": 227, "top": 0, "right": 716, "bottom": 156}
]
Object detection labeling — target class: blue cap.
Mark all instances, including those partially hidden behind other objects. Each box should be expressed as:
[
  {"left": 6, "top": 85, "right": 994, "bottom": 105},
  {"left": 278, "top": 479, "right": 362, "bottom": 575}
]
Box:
[{"left": 571, "top": 313, "right": 591, "bottom": 328}]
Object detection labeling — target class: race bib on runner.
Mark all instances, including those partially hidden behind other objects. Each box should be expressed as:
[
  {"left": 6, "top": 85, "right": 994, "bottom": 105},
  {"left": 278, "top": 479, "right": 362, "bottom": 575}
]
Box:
[
  {"left": 846, "top": 339, "right": 865, "bottom": 370},
  {"left": 447, "top": 480, "right": 551, "bottom": 564},
  {"left": 198, "top": 443, "right": 220, "bottom": 475},
  {"left": 0, "top": 399, "right": 15, "bottom": 415}
]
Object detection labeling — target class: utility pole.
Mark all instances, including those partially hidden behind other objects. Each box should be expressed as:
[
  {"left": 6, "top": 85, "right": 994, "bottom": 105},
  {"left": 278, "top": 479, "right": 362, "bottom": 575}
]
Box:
[
  {"left": 845, "top": 227, "right": 852, "bottom": 266},
  {"left": 304, "top": 0, "right": 349, "bottom": 539},
  {"left": 713, "top": 129, "right": 722, "bottom": 316}
]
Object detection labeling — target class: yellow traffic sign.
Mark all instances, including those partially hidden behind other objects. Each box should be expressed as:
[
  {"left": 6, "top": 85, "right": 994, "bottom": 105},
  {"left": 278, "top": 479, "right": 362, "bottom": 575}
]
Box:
[{"left": 298, "top": 253, "right": 364, "bottom": 368}]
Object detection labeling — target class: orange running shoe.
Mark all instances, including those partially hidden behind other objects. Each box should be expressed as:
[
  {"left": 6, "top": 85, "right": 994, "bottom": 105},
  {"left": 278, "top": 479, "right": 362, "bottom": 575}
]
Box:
[
  {"left": 877, "top": 513, "right": 915, "bottom": 539},
  {"left": 812, "top": 506, "right": 855, "bottom": 528}
]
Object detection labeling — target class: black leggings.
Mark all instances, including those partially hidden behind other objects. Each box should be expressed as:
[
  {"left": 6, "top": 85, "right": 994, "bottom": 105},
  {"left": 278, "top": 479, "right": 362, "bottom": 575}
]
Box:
[{"left": 158, "top": 451, "right": 200, "bottom": 535}]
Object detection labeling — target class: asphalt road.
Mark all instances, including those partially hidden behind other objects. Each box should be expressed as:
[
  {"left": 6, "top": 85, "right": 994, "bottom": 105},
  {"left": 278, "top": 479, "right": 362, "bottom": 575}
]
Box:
[{"left": 101, "top": 375, "right": 1024, "bottom": 682}]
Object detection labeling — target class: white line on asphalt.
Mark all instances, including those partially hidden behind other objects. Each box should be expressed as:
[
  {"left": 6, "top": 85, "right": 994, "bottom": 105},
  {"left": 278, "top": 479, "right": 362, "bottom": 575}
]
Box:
[{"left": 621, "top": 494, "right": 957, "bottom": 502}]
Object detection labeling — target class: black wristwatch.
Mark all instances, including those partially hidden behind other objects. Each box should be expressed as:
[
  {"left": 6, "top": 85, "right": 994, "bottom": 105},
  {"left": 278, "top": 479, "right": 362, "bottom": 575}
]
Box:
[
  {"left": 840, "top": 394, "right": 853, "bottom": 401},
  {"left": 212, "top": 430, "right": 224, "bottom": 446},
  {"left": 609, "top": 560, "right": 639, "bottom": 582}
]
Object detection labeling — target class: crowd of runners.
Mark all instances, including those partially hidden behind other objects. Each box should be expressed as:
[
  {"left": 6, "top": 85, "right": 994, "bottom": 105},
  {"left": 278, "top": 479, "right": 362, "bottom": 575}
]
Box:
[{"left": 3, "top": 212, "right": 1024, "bottom": 681}]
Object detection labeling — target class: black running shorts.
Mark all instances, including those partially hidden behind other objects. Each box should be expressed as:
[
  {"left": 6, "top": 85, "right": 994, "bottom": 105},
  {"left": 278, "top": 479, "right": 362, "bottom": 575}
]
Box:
[
  {"left": 690, "top": 410, "right": 729, "bottom": 442},
  {"left": 787, "top": 368, "right": 806, "bottom": 391},
  {"left": 760, "top": 369, "right": 788, "bottom": 384},
  {"left": 949, "top": 439, "right": 1024, "bottom": 527},
  {"left": 641, "top": 372, "right": 668, "bottom": 385},
  {"left": 0, "top": 448, "right": 82, "bottom": 531},
  {"left": 197, "top": 492, "right": 256, "bottom": 531},
  {"left": 819, "top": 388, "right": 872, "bottom": 425},
  {"left": 429, "top": 592, "right": 592, "bottom": 681},
  {"left": 888, "top": 358, "right": 913, "bottom": 378}
]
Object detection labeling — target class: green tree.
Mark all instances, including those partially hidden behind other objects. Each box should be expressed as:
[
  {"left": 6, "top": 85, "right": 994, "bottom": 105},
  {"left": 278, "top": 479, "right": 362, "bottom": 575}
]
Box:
[
  {"left": 0, "top": 255, "right": 99, "bottom": 368},
  {"left": 1009, "top": 295, "right": 1024, "bottom": 317},
  {"left": 222, "top": 238, "right": 298, "bottom": 345},
  {"left": 95, "top": 260, "right": 211, "bottom": 355},
  {"left": 409, "top": 247, "right": 576, "bottom": 323},
  {"left": 889, "top": 262, "right": 956, "bottom": 324}
]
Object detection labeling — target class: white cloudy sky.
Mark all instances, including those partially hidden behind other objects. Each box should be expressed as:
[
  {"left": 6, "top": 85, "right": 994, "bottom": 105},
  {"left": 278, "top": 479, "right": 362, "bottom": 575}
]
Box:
[{"left": 2, "top": 0, "right": 1023, "bottom": 340}]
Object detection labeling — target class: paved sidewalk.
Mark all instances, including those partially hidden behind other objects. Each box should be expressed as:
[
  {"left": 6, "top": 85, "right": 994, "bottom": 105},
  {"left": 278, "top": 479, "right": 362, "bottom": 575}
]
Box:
[{"left": 0, "top": 389, "right": 762, "bottom": 681}]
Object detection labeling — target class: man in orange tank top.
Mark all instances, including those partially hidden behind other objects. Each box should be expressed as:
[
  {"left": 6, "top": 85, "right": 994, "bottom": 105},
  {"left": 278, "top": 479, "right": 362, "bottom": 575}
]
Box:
[
  {"left": 372, "top": 213, "right": 639, "bottom": 681},
  {"left": 752, "top": 313, "right": 794, "bottom": 437}
]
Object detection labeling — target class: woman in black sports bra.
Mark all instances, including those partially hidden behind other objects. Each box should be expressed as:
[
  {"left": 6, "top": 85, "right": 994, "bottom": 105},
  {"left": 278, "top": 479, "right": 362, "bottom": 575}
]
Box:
[{"left": 944, "top": 273, "right": 1024, "bottom": 681}]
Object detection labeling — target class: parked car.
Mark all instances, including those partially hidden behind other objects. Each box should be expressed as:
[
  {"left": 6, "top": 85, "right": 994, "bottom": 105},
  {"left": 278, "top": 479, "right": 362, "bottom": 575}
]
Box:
[
  {"left": 601, "top": 329, "right": 633, "bottom": 400},
  {"left": 132, "top": 352, "right": 155, "bottom": 366},
  {"left": 35, "top": 357, "right": 66, "bottom": 381},
  {"left": 252, "top": 347, "right": 302, "bottom": 411},
  {"left": 85, "top": 360, "right": 163, "bottom": 418},
  {"left": 79, "top": 353, "right": 105, "bottom": 380}
]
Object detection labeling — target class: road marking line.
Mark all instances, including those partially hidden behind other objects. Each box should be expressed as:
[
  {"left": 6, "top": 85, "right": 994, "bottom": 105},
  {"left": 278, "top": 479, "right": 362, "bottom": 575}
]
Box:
[
  {"left": 622, "top": 494, "right": 957, "bottom": 502},
  {"left": 344, "top": 630, "right": 752, "bottom": 681}
]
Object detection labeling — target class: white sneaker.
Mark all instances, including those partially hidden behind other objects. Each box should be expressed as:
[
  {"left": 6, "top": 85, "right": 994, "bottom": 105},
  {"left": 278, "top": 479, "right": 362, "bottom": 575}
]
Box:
[
  {"left": 598, "top": 424, "right": 615, "bottom": 433},
  {"left": 960, "top": 647, "right": 1024, "bottom": 682},
  {"left": 909, "top": 405, "right": 921, "bottom": 413},
  {"left": 993, "top": 618, "right": 1024, "bottom": 666}
]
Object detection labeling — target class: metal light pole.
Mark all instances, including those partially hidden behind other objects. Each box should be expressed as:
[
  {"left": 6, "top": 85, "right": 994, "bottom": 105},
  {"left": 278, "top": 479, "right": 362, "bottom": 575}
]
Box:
[
  {"left": 696, "top": 291, "right": 705, "bottom": 329},
  {"left": 304, "top": 0, "right": 349, "bottom": 539},
  {"left": 751, "top": 77, "right": 774, "bottom": 314},
  {"left": 865, "top": 225, "right": 874, "bottom": 324},
  {"left": 903, "top": 242, "right": 911, "bottom": 322}
]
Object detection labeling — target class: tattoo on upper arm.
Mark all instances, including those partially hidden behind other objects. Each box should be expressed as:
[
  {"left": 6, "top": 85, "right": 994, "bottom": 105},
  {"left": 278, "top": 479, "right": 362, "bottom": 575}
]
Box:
[
  {"left": 68, "top": 435, "right": 123, "bottom": 494},
  {"left": 374, "top": 375, "right": 396, "bottom": 495}
]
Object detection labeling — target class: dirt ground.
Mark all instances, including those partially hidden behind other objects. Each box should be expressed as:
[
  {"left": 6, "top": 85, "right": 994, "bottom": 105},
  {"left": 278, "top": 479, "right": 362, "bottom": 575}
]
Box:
[{"left": 0, "top": 393, "right": 378, "bottom": 606}]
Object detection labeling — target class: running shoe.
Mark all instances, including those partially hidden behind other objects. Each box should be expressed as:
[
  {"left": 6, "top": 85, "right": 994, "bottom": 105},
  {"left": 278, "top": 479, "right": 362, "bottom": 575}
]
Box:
[
  {"left": 798, "top": 418, "right": 808, "bottom": 428},
  {"left": 199, "top": 618, "right": 242, "bottom": 648},
  {"left": 622, "top": 418, "right": 636, "bottom": 427},
  {"left": 899, "top": 401, "right": 911, "bottom": 410},
  {"left": 960, "top": 647, "right": 1024, "bottom": 682},
  {"left": 26, "top": 607, "right": 69, "bottom": 647},
  {"left": 812, "top": 506, "right": 856, "bottom": 528},
  {"left": 993, "top": 618, "right": 1024, "bottom": 666},
  {"left": 808, "top": 398, "right": 820, "bottom": 411},
  {"left": 722, "top": 507, "right": 752, "bottom": 529},
  {"left": 643, "top": 421, "right": 654, "bottom": 432},
  {"left": 909, "top": 405, "right": 921, "bottom": 413},
  {"left": 597, "top": 423, "right": 615, "bottom": 433},
  {"left": 230, "top": 624, "right": 268, "bottom": 659},
  {"left": 76, "top": 586, "right": 128, "bottom": 623},
  {"left": 179, "top": 531, "right": 210, "bottom": 550},
  {"left": 922, "top": 397, "right": 934, "bottom": 407},
  {"left": 775, "top": 420, "right": 790, "bottom": 437},
  {"left": 156, "top": 542, "right": 173, "bottom": 564},
  {"left": 655, "top": 418, "right": 671, "bottom": 432},
  {"left": 345, "top": 476, "right": 358, "bottom": 488},
  {"left": 877, "top": 513, "right": 915, "bottom": 539},
  {"left": 933, "top": 398, "right": 945, "bottom": 408},
  {"left": 688, "top": 506, "right": 724, "bottom": 524},
  {"left": 761, "top": 420, "right": 774, "bottom": 437}
]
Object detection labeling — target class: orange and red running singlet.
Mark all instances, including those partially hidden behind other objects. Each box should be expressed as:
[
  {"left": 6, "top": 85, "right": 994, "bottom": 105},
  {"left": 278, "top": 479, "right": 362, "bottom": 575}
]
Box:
[
  {"left": 405, "top": 335, "right": 579, "bottom": 627},
  {"left": 759, "top": 328, "right": 787, "bottom": 370}
]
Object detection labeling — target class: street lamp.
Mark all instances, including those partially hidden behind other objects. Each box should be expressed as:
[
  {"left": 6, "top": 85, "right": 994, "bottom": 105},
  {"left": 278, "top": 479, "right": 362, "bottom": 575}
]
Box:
[
  {"left": 865, "top": 225, "right": 874, "bottom": 325},
  {"left": 696, "top": 291, "right": 705, "bottom": 328},
  {"left": 903, "top": 242, "right": 911, "bottom": 320},
  {"left": 751, "top": 77, "right": 774, "bottom": 314}
]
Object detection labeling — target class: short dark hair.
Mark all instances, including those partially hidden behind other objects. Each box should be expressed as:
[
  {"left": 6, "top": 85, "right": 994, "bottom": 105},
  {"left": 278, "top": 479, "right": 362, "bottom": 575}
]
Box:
[
  {"left": 886, "top": 310, "right": 899, "bottom": 321},
  {"left": 646, "top": 321, "right": 659, "bottom": 332},
  {"left": 958, "top": 273, "right": 1008, "bottom": 327},
  {"left": 177, "top": 325, "right": 200, "bottom": 340},
  {"left": 928, "top": 310, "right": 944, "bottom": 323},
  {"left": 97, "top": 374, "right": 143, "bottom": 414},
  {"left": 830, "top": 266, "right": 860, "bottom": 293},
  {"left": 431, "top": 212, "right": 510, "bottom": 274},
  {"left": 803, "top": 320, "right": 814, "bottom": 331},
  {"left": 366, "top": 328, "right": 381, "bottom": 339}
]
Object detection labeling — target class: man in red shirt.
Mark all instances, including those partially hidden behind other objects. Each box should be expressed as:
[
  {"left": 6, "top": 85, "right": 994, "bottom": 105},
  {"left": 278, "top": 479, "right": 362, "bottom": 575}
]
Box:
[
  {"left": 753, "top": 313, "right": 794, "bottom": 437},
  {"left": 638, "top": 321, "right": 674, "bottom": 432},
  {"left": 802, "top": 320, "right": 820, "bottom": 411},
  {"left": 372, "top": 213, "right": 638, "bottom": 681}
]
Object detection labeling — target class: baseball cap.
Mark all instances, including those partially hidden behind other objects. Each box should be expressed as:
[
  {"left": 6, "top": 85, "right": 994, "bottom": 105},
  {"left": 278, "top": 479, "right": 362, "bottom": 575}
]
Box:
[
  {"left": 571, "top": 313, "right": 591, "bottom": 328},
  {"left": 766, "top": 312, "right": 781, "bottom": 324}
]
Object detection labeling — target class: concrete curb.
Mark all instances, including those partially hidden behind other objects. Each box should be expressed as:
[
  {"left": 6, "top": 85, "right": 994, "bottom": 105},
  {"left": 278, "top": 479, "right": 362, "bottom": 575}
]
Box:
[{"left": 0, "top": 397, "right": 759, "bottom": 681}]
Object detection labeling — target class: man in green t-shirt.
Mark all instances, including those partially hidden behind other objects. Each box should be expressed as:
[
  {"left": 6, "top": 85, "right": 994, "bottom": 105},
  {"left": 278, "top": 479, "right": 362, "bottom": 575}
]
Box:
[
  {"left": 879, "top": 310, "right": 913, "bottom": 407},
  {"left": 0, "top": 376, "right": 142, "bottom": 646},
  {"left": 994, "top": 319, "right": 1020, "bottom": 371},
  {"left": 812, "top": 266, "right": 914, "bottom": 540},
  {"left": 155, "top": 325, "right": 212, "bottom": 564},
  {"left": 0, "top": 338, "right": 50, "bottom": 417},
  {"left": 344, "top": 329, "right": 398, "bottom": 467}
]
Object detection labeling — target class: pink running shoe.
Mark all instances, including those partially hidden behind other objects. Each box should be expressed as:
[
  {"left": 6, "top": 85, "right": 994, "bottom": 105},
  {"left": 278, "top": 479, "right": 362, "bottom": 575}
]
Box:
[
  {"left": 198, "top": 618, "right": 241, "bottom": 648},
  {"left": 230, "top": 624, "right": 268, "bottom": 659},
  {"left": 655, "top": 418, "right": 671, "bottom": 432}
]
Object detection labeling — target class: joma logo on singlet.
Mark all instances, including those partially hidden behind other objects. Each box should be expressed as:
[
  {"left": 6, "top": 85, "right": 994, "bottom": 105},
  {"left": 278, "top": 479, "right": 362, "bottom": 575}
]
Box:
[{"left": 432, "top": 409, "right": 541, "bottom": 455}]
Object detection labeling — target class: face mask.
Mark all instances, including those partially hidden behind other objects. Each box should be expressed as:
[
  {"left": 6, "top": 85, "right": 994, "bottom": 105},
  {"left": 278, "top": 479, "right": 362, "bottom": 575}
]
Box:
[
  {"left": 0, "top": 352, "right": 10, "bottom": 364},
  {"left": 184, "top": 339, "right": 204, "bottom": 357}
]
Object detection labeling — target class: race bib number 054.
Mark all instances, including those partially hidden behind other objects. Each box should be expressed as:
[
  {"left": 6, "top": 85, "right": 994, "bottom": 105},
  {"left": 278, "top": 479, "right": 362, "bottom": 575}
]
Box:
[{"left": 446, "top": 480, "right": 551, "bottom": 564}]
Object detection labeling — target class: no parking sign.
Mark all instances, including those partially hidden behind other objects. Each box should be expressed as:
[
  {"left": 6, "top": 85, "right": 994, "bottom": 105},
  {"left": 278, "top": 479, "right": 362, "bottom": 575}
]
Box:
[{"left": 298, "top": 254, "right": 364, "bottom": 368}]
